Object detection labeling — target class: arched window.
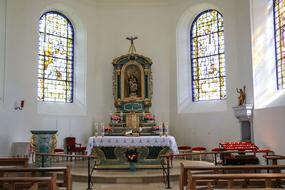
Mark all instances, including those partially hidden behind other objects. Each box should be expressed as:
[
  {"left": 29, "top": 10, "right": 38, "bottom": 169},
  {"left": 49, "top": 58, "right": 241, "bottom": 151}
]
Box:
[
  {"left": 274, "top": 0, "right": 285, "bottom": 89},
  {"left": 190, "top": 9, "right": 226, "bottom": 101},
  {"left": 37, "top": 11, "right": 74, "bottom": 102}
]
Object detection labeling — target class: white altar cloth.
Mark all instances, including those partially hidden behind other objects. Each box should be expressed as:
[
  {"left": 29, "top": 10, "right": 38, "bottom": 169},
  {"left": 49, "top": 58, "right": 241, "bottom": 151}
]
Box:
[{"left": 86, "top": 136, "right": 179, "bottom": 155}]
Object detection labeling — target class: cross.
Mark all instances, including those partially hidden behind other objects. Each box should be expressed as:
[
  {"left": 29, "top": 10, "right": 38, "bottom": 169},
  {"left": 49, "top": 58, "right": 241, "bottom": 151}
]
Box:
[
  {"left": 126, "top": 36, "right": 138, "bottom": 53},
  {"left": 126, "top": 36, "right": 138, "bottom": 44}
]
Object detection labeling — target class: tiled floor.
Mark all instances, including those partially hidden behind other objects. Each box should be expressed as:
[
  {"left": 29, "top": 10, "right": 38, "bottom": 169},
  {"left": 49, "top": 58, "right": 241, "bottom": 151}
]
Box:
[
  {"left": 54, "top": 159, "right": 214, "bottom": 189},
  {"left": 72, "top": 181, "right": 179, "bottom": 190}
]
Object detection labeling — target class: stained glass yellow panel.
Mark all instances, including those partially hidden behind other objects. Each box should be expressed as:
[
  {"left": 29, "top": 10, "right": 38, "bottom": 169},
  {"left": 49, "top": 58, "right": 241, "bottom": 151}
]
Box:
[
  {"left": 37, "top": 11, "right": 74, "bottom": 102},
  {"left": 274, "top": 0, "right": 285, "bottom": 89},
  {"left": 191, "top": 10, "right": 226, "bottom": 101}
]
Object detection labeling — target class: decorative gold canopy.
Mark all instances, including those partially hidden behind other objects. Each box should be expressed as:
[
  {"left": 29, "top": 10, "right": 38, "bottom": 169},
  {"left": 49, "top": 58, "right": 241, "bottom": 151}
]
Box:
[{"left": 112, "top": 38, "right": 153, "bottom": 113}]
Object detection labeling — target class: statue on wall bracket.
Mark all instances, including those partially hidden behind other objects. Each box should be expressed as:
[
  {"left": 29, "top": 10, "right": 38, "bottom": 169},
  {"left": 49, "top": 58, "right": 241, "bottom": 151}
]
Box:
[{"left": 236, "top": 86, "right": 246, "bottom": 106}]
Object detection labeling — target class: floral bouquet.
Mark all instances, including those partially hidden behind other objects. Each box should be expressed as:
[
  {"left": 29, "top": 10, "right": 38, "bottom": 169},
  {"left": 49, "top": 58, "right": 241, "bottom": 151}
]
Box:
[
  {"left": 152, "top": 125, "right": 160, "bottom": 131},
  {"left": 111, "top": 114, "right": 121, "bottom": 122},
  {"left": 125, "top": 148, "right": 138, "bottom": 162},
  {"left": 104, "top": 125, "right": 113, "bottom": 133},
  {"left": 144, "top": 113, "right": 154, "bottom": 121}
]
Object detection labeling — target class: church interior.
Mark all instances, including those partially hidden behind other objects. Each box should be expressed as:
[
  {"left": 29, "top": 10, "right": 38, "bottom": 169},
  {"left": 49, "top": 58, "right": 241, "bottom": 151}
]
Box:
[{"left": 1, "top": 0, "right": 285, "bottom": 189}]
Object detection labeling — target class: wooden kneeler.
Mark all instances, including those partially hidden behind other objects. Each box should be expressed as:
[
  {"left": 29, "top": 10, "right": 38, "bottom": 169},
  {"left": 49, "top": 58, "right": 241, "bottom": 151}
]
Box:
[{"left": 0, "top": 175, "right": 57, "bottom": 190}]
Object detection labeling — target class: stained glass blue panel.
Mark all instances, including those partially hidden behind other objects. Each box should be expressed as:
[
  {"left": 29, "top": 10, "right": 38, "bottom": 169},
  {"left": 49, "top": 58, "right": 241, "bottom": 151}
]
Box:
[
  {"left": 37, "top": 11, "right": 74, "bottom": 102},
  {"left": 191, "top": 10, "right": 226, "bottom": 101},
  {"left": 274, "top": 0, "right": 285, "bottom": 89}
]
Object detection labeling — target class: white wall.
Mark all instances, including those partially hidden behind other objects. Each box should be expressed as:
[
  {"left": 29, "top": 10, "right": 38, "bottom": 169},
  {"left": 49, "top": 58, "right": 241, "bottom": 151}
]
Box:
[
  {"left": 0, "top": 0, "right": 171, "bottom": 156},
  {"left": 170, "top": 0, "right": 254, "bottom": 149},
  {"left": 251, "top": 0, "right": 285, "bottom": 159},
  {"left": 0, "top": 0, "right": 6, "bottom": 106},
  {"left": 2, "top": 0, "right": 285, "bottom": 158}
]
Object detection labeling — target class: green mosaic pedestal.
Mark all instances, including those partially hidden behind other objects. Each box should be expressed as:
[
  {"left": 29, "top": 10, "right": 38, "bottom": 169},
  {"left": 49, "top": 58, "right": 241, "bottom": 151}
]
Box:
[
  {"left": 92, "top": 146, "right": 169, "bottom": 169},
  {"left": 31, "top": 130, "right": 57, "bottom": 167}
]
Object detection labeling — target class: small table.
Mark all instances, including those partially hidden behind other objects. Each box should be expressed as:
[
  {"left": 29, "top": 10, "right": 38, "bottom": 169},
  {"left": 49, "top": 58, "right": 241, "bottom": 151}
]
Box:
[{"left": 263, "top": 155, "right": 285, "bottom": 165}]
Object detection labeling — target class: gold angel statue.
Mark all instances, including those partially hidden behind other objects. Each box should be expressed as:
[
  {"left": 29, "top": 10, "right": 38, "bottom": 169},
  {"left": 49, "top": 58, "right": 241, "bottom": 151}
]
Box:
[{"left": 236, "top": 86, "right": 246, "bottom": 106}]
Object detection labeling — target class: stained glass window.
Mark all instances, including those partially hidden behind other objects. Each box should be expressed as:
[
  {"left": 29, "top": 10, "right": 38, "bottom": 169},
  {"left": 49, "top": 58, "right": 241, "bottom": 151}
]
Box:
[
  {"left": 274, "top": 0, "right": 285, "bottom": 89},
  {"left": 190, "top": 9, "right": 226, "bottom": 101},
  {"left": 37, "top": 11, "right": 74, "bottom": 102}
]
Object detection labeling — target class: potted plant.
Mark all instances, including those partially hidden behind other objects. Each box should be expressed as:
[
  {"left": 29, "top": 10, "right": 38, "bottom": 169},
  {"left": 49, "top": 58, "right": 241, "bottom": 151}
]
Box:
[{"left": 125, "top": 148, "right": 138, "bottom": 171}]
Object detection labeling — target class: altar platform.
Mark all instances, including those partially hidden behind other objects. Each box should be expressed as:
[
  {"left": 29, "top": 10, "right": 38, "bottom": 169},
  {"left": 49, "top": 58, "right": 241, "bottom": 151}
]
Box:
[
  {"left": 52, "top": 160, "right": 213, "bottom": 184},
  {"left": 86, "top": 136, "right": 178, "bottom": 168}
]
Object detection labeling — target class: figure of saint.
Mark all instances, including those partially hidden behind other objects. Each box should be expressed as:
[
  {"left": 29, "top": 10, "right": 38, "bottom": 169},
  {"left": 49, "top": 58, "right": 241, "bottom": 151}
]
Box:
[
  {"left": 128, "top": 73, "right": 138, "bottom": 96},
  {"left": 236, "top": 86, "right": 246, "bottom": 106}
]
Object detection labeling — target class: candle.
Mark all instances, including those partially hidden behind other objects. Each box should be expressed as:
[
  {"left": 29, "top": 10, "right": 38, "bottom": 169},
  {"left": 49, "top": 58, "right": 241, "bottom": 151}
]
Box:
[
  {"left": 101, "top": 122, "right": 105, "bottom": 137},
  {"left": 159, "top": 122, "right": 163, "bottom": 137}
]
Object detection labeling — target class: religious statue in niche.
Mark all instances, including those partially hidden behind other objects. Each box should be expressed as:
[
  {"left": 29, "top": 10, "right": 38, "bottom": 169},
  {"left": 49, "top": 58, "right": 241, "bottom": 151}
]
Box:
[
  {"left": 128, "top": 72, "right": 138, "bottom": 96},
  {"left": 125, "top": 65, "right": 141, "bottom": 98},
  {"left": 110, "top": 36, "right": 155, "bottom": 135},
  {"left": 236, "top": 86, "right": 246, "bottom": 106}
]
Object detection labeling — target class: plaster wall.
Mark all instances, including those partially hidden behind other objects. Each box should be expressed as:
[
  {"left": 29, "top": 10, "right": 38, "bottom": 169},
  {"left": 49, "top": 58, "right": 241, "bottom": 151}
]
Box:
[
  {"left": 0, "top": 0, "right": 171, "bottom": 156},
  {"left": 169, "top": 0, "right": 254, "bottom": 148},
  {"left": 251, "top": 0, "right": 285, "bottom": 159},
  {"left": 1, "top": 0, "right": 283, "bottom": 158}
]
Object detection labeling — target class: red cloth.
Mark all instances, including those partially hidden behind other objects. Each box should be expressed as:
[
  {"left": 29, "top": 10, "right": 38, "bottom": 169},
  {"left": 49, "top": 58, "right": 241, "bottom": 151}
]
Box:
[
  {"left": 178, "top": 146, "right": 191, "bottom": 151},
  {"left": 192, "top": 147, "right": 206, "bottom": 151},
  {"left": 65, "top": 137, "right": 86, "bottom": 153},
  {"left": 212, "top": 147, "right": 225, "bottom": 152}
]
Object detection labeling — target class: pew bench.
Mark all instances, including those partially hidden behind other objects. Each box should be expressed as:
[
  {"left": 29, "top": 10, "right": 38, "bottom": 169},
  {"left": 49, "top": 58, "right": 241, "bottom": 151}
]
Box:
[
  {"left": 0, "top": 157, "right": 29, "bottom": 167},
  {"left": 0, "top": 166, "right": 72, "bottom": 190},
  {"left": 0, "top": 176, "right": 57, "bottom": 190},
  {"left": 188, "top": 173, "right": 285, "bottom": 190},
  {"left": 180, "top": 163, "right": 285, "bottom": 190}
]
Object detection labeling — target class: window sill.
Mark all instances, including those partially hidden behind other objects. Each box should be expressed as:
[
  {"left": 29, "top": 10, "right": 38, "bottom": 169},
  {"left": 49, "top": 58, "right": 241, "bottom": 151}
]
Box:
[
  {"left": 37, "top": 100, "right": 86, "bottom": 116},
  {"left": 255, "top": 89, "right": 285, "bottom": 109},
  {"left": 178, "top": 99, "right": 227, "bottom": 114}
]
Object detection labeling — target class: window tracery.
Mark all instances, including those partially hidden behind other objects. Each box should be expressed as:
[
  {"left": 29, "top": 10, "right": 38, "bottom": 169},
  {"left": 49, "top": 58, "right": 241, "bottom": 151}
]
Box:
[
  {"left": 191, "top": 9, "right": 226, "bottom": 101},
  {"left": 37, "top": 11, "right": 74, "bottom": 102}
]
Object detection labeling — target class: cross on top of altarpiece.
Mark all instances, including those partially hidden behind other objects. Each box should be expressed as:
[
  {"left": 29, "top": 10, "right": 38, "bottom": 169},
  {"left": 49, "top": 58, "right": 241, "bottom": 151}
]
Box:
[{"left": 126, "top": 36, "right": 138, "bottom": 54}]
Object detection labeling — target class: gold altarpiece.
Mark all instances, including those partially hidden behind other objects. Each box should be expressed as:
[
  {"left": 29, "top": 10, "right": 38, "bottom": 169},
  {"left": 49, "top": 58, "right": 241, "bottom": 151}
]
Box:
[
  {"left": 90, "top": 38, "right": 171, "bottom": 169},
  {"left": 108, "top": 38, "right": 157, "bottom": 135}
]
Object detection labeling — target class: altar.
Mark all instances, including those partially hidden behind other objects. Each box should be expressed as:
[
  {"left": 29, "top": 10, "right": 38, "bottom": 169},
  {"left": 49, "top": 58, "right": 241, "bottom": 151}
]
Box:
[
  {"left": 90, "top": 37, "right": 176, "bottom": 168},
  {"left": 87, "top": 136, "right": 178, "bottom": 168}
]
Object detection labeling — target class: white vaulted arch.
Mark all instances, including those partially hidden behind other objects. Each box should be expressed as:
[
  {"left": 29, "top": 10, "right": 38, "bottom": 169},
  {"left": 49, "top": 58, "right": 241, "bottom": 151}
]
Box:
[{"left": 176, "top": 3, "right": 227, "bottom": 113}]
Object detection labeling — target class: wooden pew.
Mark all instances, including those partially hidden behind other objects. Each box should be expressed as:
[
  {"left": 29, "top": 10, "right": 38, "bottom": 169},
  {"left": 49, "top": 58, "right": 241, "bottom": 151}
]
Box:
[
  {"left": 0, "top": 157, "right": 29, "bottom": 167},
  {"left": 180, "top": 163, "right": 285, "bottom": 190},
  {"left": 188, "top": 173, "right": 285, "bottom": 190},
  {"left": 0, "top": 175, "right": 57, "bottom": 190},
  {"left": 0, "top": 165, "right": 72, "bottom": 190}
]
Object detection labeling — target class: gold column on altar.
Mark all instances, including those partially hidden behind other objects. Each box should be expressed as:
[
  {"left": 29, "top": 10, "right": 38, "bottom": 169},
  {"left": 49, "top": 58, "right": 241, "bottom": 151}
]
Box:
[{"left": 126, "top": 112, "right": 139, "bottom": 129}]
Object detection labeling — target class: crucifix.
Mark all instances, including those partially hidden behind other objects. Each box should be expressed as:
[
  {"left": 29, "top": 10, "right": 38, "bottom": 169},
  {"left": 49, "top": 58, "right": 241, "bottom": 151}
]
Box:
[{"left": 126, "top": 36, "right": 138, "bottom": 54}]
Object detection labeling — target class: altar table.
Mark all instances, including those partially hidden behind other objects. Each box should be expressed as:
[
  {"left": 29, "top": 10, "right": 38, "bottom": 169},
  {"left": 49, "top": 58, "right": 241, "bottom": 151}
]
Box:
[{"left": 86, "top": 136, "right": 178, "bottom": 168}]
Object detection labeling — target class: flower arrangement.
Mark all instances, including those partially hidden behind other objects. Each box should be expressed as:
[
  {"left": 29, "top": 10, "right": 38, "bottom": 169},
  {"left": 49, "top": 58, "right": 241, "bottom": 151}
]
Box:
[
  {"left": 111, "top": 114, "right": 121, "bottom": 121},
  {"left": 104, "top": 126, "right": 113, "bottom": 133},
  {"left": 144, "top": 113, "right": 154, "bottom": 120},
  {"left": 125, "top": 148, "right": 138, "bottom": 162},
  {"left": 152, "top": 125, "right": 160, "bottom": 131}
]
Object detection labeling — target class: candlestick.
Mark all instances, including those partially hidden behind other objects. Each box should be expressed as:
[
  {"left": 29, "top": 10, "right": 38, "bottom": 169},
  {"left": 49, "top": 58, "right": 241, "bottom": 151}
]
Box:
[
  {"left": 94, "top": 122, "right": 99, "bottom": 137},
  {"left": 101, "top": 122, "right": 105, "bottom": 137},
  {"left": 164, "top": 122, "right": 169, "bottom": 136},
  {"left": 159, "top": 122, "right": 163, "bottom": 137}
]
